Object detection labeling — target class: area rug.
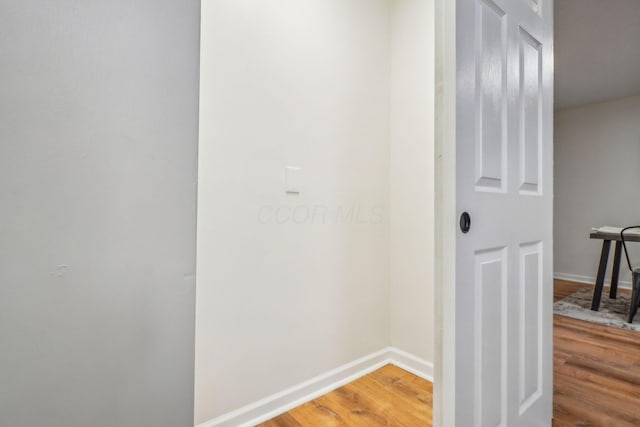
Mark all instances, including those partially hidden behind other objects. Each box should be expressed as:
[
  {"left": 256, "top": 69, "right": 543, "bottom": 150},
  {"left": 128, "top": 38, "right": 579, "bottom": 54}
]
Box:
[{"left": 553, "top": 288, "right": 640, "bottom": 332}]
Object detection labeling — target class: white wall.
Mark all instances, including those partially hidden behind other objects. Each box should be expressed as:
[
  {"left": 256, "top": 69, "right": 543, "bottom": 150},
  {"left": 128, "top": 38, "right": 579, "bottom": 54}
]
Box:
[
  {"left": 0, "top": 2, "right": 200, "bottom": 426},
  {"left": 390, "top": 0, "right": 435, "bottom": 363},
  {"left": 555, "top": 95, "right": 640, "bottom": 286},
  {"left": 196, "top": 0, "right": 434, "bottom": 424},
  {"left": 196, "top": 0, "right": 391, "bottom": 423}
]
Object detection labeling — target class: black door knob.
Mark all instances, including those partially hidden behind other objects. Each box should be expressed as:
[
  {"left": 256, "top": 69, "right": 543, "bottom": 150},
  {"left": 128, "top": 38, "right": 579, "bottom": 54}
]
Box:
[{"left": 460, "top": 212, "right": 471, "bottom": 233}]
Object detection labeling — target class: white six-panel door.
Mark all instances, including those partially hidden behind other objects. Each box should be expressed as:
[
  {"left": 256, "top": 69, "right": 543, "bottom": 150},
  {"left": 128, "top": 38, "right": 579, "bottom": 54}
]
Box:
[{"left": 455, "top": 0, "right": 553, "bottom": 425}]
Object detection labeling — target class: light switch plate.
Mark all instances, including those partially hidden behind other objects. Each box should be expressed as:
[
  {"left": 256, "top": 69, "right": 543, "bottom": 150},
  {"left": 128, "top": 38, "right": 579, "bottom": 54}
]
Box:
[{"left": 285, "top": 166, "right": 301, "bottom": 194}]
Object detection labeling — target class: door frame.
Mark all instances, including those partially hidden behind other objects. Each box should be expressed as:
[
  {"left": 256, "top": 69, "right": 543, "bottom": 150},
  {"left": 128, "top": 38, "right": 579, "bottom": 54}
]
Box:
[{"left": 433, "top": 0, "right": 456, "bottom": 425}]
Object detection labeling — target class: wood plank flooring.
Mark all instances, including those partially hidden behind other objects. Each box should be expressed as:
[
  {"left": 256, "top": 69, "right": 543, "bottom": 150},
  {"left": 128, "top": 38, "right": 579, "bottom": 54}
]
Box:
[
  {"left": 553, "top": 279, "right": 640, "bottom": 426},
  {"left": 258, "top": 364, "right": 432, "bottom": 427},
  {"left": 261, "top": 280, "right": 640, "bottom": 426}
]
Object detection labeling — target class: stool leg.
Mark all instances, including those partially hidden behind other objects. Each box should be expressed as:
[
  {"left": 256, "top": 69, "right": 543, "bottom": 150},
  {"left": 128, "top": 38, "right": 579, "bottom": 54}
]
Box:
[
  {"left": 610, "top": 241, "right": 622, "bottom": 298},
  {"left": 628, "top": 272, "right": 640, "bottom": 323},
  {"left": 592, "top": 240, "right": 611, "bottom": 311}
]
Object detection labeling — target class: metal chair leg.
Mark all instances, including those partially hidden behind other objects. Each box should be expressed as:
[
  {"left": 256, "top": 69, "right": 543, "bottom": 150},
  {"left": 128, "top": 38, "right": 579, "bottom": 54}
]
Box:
[{"left": 628, "top": 272, "right": 640, "bottom": 323}]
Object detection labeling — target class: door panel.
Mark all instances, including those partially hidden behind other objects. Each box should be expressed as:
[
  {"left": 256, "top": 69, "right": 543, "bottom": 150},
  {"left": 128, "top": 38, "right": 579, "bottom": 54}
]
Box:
[
  {"left": 475, "top": 0, "right": 507, "bottom": 192},
  {"left": 519, "top": 28, "right": 543, "bottom": 195},
  {"left": 456, "top": 0, "right": 553, "bottom": 424},
  {"left": 518, "top": 241, "right": 543, "bottom": 415},
  {"left": 474, "top": 248, "right": 508, "bottom": 427}
]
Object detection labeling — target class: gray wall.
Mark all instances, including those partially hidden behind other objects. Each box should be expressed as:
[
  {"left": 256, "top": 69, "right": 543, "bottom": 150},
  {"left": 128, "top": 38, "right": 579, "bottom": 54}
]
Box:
[
  {"left": 555, "top": 95, "right": 640, "bottom": 287},
  {"left": 0, "top": 2, "right": 200, "bottom": 426}
]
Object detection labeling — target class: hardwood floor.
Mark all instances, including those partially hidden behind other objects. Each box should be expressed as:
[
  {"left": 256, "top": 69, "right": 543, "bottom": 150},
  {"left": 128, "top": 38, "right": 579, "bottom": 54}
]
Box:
[
  {"left": 261, "top": 280, "right": 640, "bottom": 426},
  {"left": 258, "top": 364, "right": 432, "bottom": 427},
  {"left": 553, "top": 279, "right": 640, "bottom": 426}
]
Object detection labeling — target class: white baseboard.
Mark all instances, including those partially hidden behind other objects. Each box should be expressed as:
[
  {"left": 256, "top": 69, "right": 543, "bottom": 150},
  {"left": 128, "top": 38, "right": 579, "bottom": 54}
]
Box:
[
  {"left": 387, "top": 347, "right": 434, "bottom": 382},
  {"left": 196, "top": 347, "right": 433, "bottom": 427},
  {"left": 554, "top": 272, "right": 632, "bottom": 290}
]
